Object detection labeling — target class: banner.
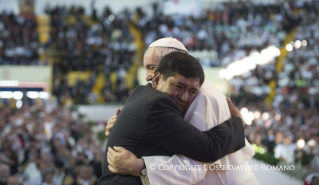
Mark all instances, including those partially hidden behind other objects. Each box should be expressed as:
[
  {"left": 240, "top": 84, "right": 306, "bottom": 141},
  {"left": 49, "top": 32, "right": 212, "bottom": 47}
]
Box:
[{"left": 0, "top": 65, "right": 52, "bottom": 92}]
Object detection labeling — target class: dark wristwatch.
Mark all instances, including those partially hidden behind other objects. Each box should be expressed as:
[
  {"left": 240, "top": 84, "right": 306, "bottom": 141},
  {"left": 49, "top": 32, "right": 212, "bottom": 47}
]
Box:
[{"left": 140, "top": 158, "right": 147, "bottom": 177}]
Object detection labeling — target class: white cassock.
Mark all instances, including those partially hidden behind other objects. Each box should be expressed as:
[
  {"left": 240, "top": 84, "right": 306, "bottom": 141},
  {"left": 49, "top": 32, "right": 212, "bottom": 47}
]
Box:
[{"left": 140, "top": 80, "right": 260, "bottom": 185}]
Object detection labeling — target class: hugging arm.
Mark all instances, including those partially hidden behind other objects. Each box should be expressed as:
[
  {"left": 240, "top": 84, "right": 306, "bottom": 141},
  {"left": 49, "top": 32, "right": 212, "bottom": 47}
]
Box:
[
  {"left": 108, "top": 149, "right": 208, "bottom": 185},
  {"left": 144, "top": 97, "right": 245, "bottom": 162},
  {"left": 108, "top": 98, "right": 245, "bottom": 184}
]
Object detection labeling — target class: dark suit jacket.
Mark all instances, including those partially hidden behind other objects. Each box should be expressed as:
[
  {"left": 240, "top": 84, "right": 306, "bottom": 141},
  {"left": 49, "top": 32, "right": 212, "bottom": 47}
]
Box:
[{"left": 98, "top": 84, "right": 245, "bottom": 185}]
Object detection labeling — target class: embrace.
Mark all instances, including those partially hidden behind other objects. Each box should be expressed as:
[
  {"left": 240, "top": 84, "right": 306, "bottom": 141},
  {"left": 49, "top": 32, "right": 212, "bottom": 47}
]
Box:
[{"left": 99, "top": 38, "right": 259, "bottom": 185}]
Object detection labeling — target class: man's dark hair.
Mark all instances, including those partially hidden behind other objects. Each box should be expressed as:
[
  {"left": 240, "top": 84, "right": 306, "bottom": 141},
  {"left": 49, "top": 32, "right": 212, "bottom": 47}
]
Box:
[{"left": 155, "top": 52, "right": 205, "bottom": 86}]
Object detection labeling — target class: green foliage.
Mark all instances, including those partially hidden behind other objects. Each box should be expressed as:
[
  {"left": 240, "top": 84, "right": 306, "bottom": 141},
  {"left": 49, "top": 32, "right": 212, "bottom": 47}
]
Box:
[
  {"left": 87, "top": 121, "right": 96, "bottom": 127},
  {"left": 253, "top": 152, "right": 280, "bottom": 166},
  {"left": 78, "top": 113, "right": 85, "bottom": 120},
  {"left": 252, "top": 144, "right": 280, "bottom": 165},
  {"left": 97, "top": 131, "right": 107, "bottom": 142}
]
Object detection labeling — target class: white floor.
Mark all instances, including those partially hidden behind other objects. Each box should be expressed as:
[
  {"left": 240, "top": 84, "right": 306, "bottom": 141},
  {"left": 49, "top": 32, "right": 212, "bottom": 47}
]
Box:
[{"left": 249, "top": 158, "right": 302, "bottom": 185}]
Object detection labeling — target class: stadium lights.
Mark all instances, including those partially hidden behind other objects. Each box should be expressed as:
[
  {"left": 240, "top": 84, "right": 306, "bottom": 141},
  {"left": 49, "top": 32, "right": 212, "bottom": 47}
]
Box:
[
  {"left": 286, "top": 44, "right": 293, "bottom": 52},
  {"left": 26, "top": 91, "right": 49, "bottom": 99},
  {"left": 39, "top": 92, "right": 49, "bottom": 99},
  {"left": 16, "top": 100, "right": 23, "bottom": 109},
  {"left": 0, "top": 80, "right": 19, "bottom": 86},
  {"left": 288, "top": 40, "right": 307, "bottom": 50},
  {"left": 0, "top": 91, "right": 13, "bottom": 99},
  {"left": 262, "top": 112, "right": 270, "bottom": 120},
  {"left": 308, "top": 139, "right": 316, "bottom": 147},
  {"left": 240, "top": 107, "right": 248, "bottom": 118},
  {"left": 219, "top": 45, "right": 280, "bottom": 80},
  {"left": 248, "top": 111, "right": 254, "bottom": 120},
  {"left": 0, "top": 91, "right": 49, "bottom": 99},
  {"left": 297, "top": 139, "right": 305, "bottom": 150},
  {"left": 284, "top": 39, "right": 309, "bottom": 51},
  {"left": 245, "top": 111, "right": 255, "bottom": 125},
  {"left": 13, "top": 91, "right": 23, "bottom": 100},
  {"left": 245, "top": 119, "right": 252, "bottom": 125},
  {"left": 26, "top": 91, "right": 39, "bottom": 99},
  {"left": 258, "top": 49, "right": 272, "bottom": 65},
  {"left": 294, "top": 40, "right": 301, "bottom": 49},
  {"left": 254, "top": 111, "right": 261, "bottom": 119},
  {"left": 240, "top": 107, "right": 255, "bottom": 125}
]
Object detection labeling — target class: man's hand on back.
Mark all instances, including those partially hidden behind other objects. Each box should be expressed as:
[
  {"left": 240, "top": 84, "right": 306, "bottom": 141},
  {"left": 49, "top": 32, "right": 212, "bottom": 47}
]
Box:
[
  {"left": 107, "top": 146, "right": 144, "bottom": 177},
  {"left": 226, "top": 97, "right": 244, "bottom": 126},
  {"left": 105, "top": 108, "right": 121, "bottom": 136}
]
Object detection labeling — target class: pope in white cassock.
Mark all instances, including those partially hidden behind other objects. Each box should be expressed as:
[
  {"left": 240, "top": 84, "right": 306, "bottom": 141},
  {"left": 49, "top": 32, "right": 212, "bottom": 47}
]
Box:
[{"left": 106, "top": 38, "right": 260, "bottom": 185}]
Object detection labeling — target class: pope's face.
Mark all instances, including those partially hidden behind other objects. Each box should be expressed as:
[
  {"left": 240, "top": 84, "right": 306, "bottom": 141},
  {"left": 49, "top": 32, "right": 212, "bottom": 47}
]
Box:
[
  {"left": 152, "top": 73, "right": 200, "bottom": 113},
  {"left": 143, "top": 48, "right": 161, "bottom": 81}
]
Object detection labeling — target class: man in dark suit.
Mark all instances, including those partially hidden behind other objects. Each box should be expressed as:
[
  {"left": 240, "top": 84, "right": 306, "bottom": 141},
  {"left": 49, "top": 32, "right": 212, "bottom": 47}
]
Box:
[{"left": 98, "top": 52, "right": 245, "bottom": 185}]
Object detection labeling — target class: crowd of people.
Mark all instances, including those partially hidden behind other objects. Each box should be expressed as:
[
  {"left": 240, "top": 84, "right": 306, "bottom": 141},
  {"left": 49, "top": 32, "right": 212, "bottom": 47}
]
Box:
[
  {"left": 229, "top": 0, "right": 319, "bottom": 177},
  {"left": 47, "top": 5, "right": 136, "bottom": 104},
  {"left": 0, "top": 4, "right": 137, "bottom": 104},
  {"left": 137, "top": 1, "right": 292, "bottom": 67},
  {"left": 0, "top": 11, "right": 40, "bottom": 65},
  {"left": 0, "top": 99, "right": 105, "bottom": 185},
  {"left": 0, "top": 1, "right": 303, "bottom": 104}
]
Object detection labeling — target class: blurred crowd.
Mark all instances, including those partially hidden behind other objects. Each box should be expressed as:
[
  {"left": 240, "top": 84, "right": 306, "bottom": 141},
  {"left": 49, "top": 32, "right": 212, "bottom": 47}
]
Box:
[
  {"left": 229, "top": 0, "right": 319, "bottom": 178},
  {"left": 0, "top": 5, "right": 137, "bottom": 104},
  {"left": 47, "top": 5, "right": 136, "bottom": 104},
  {"left": 0, "top": 12, "right": 40, "bottom": 65},
  {"left": 137, "top": 1, "right": 296, "bottom": 67},
  {"left": 0, "top": 100, "right": 105, "bottom": 185}
]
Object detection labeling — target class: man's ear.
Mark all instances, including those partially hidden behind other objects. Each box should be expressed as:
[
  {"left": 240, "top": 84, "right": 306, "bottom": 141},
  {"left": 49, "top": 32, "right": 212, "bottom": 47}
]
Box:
[{"left": 152, "top": 72, "right": 161, "bottom": 88}]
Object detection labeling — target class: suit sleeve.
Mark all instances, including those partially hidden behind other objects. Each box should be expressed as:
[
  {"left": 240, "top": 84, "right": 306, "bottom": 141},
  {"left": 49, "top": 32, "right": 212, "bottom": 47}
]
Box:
[{"left": 144, "top": 97, "right": 245, "bottom": 162}]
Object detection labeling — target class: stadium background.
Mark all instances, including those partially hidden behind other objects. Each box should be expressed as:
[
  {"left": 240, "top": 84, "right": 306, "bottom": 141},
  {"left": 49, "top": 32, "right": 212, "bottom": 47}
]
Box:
[{"left": 0, "top": 0, "right": 318, "bottom": 184}]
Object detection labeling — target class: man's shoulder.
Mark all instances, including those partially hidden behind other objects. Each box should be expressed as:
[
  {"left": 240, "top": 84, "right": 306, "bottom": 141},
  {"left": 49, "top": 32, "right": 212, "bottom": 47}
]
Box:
[
  {"left": 131, "top": 85, "right": 172, "bottom": 101},
  {"left": 127, "top": 85, "right": 178, "bottom": 112},
  {"left": 130, "top": 85, "right": 181, "bottom": 116}
]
